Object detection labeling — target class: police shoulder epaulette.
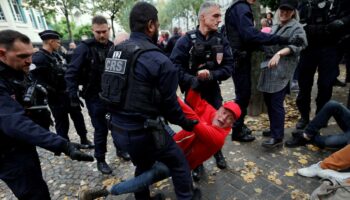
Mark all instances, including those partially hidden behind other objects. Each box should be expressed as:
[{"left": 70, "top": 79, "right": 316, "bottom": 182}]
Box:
[{"left": 186, "top": 30, "right": 197, "bottom": 44}]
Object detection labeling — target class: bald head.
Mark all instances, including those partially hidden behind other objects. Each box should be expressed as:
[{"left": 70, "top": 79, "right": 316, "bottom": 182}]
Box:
[{"left": 114, "top": 32, "right": 130, "bottom": 45}]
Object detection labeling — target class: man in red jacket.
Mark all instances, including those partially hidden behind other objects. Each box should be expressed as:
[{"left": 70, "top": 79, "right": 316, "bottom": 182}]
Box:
[{"left": 79, "top": 89, "right": 241, "bottom": 200}]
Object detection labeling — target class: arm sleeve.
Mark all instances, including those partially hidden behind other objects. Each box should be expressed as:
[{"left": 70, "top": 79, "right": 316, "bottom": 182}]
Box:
[
  {"left": 287, "top": 25, "right": 308, "bottom": 55},
  {"left": 185, "top": 88, "right": 212, "bottom": 116},
  {"left": 170, "top": 36, "right": 195, "bottom": 91},
  {"left": 64, "top": 44, "right": 89, "bottom": 96},
  {"left": 0, "top": 86, "right": 67, "bottom": 153},
  {"left": 210, "top": 37, "right": 234, "bottom": 81},
  {"left": 156, "top": 55, "right": 188, "bottom": 125},
  {"left": 230, "top": 5, "right": 281, "bottom": 45},
  {"left": 30, "top": 54, "right": 51, "bottom": 89}
]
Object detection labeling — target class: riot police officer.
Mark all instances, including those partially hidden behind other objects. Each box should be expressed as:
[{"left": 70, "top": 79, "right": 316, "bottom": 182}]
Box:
[
  {"left": 65, "top": 16, "right": 130, "bottom": 174},
  {"left": 171, "top": 2, "right": 234, "bottom": 180},
  {"left": 30, "top": 30, "right": 94, "bottom": 149},
  {"left": 100, "top": 2, "right": 199, "bottom": 199},
  {"left": 225, "top": 0, "right": 301, "bottom": 142},
  {"left": 285, "top": 0, "right": 350, "bottom": 146},
  {"left": 0, "top": 29, "right": 93, "bottom": 200}
]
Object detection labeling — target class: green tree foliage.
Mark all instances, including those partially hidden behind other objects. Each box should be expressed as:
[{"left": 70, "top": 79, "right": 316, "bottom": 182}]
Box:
[
  {"left": 92, "top": 0, "right": 137, "bottom": 35},
  {"left": 73, "top": 24, "right": 93, "bottom": 40},
  {"left": 116, "top": 1, "right": 137, "bottom": 33},
  {"left": 27, "top": 0, "right": 86, "bottom": 42},
  {"left": 259, "top": 0, "right": 279, "bottom": 11},
  {"left": 157, "top": 0, "right": 204, "bottom": 30}
]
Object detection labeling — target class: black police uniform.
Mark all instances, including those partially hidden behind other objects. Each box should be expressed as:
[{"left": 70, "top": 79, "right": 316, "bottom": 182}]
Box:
[
  {"left": 30, "top": 48, "right": 89, "bottom": 143},
  {"left": 170, "top": 28, "right": 233, "bottom": 174},
  {"left": 65, "top": 38, "right": 127, "bottom": 165},
  {"left": 225, "top": 0, "right": 289, "bottom": 141},
  {"left": 164, "top": 32, "right": 181, "bottom": 57},
  {"left": 0, "top": 61, "right": 69, "bottom": 199},
  {"left": 295, "top": 0, "right": 350, "bottom": 128},
  {"left": 100, "top": 32, "right": 194, "bottom": 199}
]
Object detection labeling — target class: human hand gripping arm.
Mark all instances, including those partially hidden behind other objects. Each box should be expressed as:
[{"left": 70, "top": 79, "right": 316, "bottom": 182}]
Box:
[{"left": 268, "top": 48, "right": 291, "bottom": 68}]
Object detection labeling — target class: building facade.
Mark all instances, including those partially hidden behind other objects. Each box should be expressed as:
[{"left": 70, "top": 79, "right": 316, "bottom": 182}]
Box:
[{"left": 0, "top": 0, "right": 48, "bottom": 44}]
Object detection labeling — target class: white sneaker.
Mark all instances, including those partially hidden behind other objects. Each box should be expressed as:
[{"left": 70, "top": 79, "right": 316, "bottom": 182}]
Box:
[
  {"left": 317, "top": 169, "right": 350, "bottom": 182},
  {"left": 298, "top": 162, "right": 322, "bottom": 177}
]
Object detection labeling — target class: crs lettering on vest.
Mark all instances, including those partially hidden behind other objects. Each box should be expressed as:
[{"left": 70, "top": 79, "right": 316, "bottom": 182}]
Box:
[{"left": 105, "top": 51, "right": 126, "bottom": 74}]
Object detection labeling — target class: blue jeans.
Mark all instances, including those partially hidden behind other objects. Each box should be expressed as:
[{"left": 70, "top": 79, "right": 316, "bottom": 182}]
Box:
[
  {"left": 305, "top": 100, "right": 350, "bottom": 148},
  {"left": 110, "top": 162, "right": 170, "bottom": 195}
]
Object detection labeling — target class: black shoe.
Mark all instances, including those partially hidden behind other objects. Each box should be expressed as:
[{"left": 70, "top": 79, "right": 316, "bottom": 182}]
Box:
[
  {"left": 333, "top": 78, "right": 346, "bottom": 87},
  {"left": 78, "top": 187, "right": 109, "bottom": 200},
  {"left": 242, "top": 125, "right": 252, "bottom": 135},
  {"left": 151, "top": 193, "right": 165, "bottom": 200},
  {"left": 285, "top": 132, "right": 309, "bottom": 148},
  {"left": 262, "top": 129, "right": 271, "bottom": 137},
  {"left": 192, "top": 164, "right": 205, "bottom": 182},
  {"left": 97, "top": 161, "right": 112, "bottom": 174},
  {"left": 80, "top": 138, "right": 94, "bottom": 149},
  {"left": 117, "top": 150, "right": 131, "bottom": 161},
  {"left": 232, "top": 133, "right": 256, "bottom": 142},
  {"left": 192, "top": 188, "right": 202, "bottom": 200},
  {"left": 295, "top": 118, "right": 309, "bottom": 130},
  {"left": 214, "top": 150, "right": 227, "bottom": 169},
  {"left": 262, "top": 138, "right": 283, "bottom": 149}
]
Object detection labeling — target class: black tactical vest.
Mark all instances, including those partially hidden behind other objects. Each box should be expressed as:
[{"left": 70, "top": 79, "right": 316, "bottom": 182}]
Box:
[
  {"left": 299, "top": 0, "right": 334, "bottom": 25},
  {"left": 0, "top": 64, "right": 50, "bottom": 128},
  {"left": 224, "top": 0, "right": 250, "bottom": 50},
  {"left": 187, "top": 30, "right": 224, "bottom": 75},
  {"left": 79, "top": 39, "right": 112, "bottom": 98},
  {"left": 34, "top": 49, "right": 66, "bottom": 91},
  {"left": 100, "top": 40, "right": 162, "bottom": 116}
]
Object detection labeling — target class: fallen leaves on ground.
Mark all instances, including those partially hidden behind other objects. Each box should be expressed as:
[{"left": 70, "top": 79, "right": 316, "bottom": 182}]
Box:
[
  {"left": 240, "top": 161, "right": 262, "bottom": 183},
  {"left": 291, "top": 189, "right": 310, "bottom": 200}
]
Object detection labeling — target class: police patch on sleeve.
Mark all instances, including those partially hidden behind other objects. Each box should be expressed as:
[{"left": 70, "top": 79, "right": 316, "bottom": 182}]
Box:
[{"left": 105, "top": 58, "right": 127, "bottom": 74}]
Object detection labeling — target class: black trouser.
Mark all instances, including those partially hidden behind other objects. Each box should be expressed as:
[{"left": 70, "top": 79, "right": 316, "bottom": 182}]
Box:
[
  {"left": 0, "top": 148, "right": 50, "bottom": 200},
  {"left": 49, "top": 94, "right": 87, "bottom": 141},
  {"left": 112, "top": 127, "right": 193, "bottom": 200},
  {"left": 296, "top": 46, "right": 341, "bottom": 119},
  {"left": 232, "top": 53, "right": 252, "bottom": 132}
]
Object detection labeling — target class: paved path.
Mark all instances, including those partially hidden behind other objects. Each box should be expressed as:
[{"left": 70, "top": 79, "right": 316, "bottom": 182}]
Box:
[{"left": 1, "top": 66, "right": 349, "bottom": 200}]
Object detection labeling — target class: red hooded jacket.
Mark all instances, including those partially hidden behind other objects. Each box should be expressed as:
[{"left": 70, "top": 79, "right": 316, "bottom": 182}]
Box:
[{"left": 173, "top": 89, "right": 231, "bottom": 169}]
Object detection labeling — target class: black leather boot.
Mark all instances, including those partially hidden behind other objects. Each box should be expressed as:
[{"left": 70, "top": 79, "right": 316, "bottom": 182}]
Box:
[
  {"left": 117, "top": 150, "right": 131, "bottom": 161},
  {"left": 214, "top": 150, "right": 227, "bottom": 169},
  {"left": 192, "top": 164, "right": 205, "bottom": 182},
  {"left": 97, "top": 160, "right": 112, "bottom": 174}
]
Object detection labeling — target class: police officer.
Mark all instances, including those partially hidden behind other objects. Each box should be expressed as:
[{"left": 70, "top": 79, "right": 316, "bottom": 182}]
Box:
[
  {"left": 30, "top": 30, "right": 94, "bottom": 149},
  {"left": 65, "top": 16, "right": 130, "bottom": 174},
  {"left": 164, "top": 27, "right": 182, "bottom": 57},
  {"left": 171, "top": 2, "right": 234, "bottom": 180},
  {"left": 285, "top": 0, "right": 350, "bottom": 146},
  {"left": 0, "top": 29, "right": 93, "bottom": 200},
  {"left": 100, "top": 2, "right": 199, "bottom": 199},
  {"left": 290, "top": 0, "right": 350, "bottom": 130},
  {"left": 225, "top": 0, "right": 301, "bottom": 142}
]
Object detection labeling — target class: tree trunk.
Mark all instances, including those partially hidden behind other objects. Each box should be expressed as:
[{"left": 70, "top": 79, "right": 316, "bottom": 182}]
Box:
[
  {"left": 247, "top": 2, "right": 265, "bottom": 116},
  {"left": 63, "top": 5, "right": 73, "bottom": 42},
  {"left": 111, "top": 14, "right": 115, "bottom": 39}
]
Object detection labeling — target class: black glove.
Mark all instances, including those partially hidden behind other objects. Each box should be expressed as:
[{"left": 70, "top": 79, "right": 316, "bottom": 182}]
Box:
[
  {"left": 326, "top": 19, "right": 345, "bottom": 34},
  {"left": 69, "top": 93, "right": 84, "bottom": 108},
  {"left": 278, "top": 36, "right": 290, "bottom": 45},
  {"left": 180, "top": 118, "right": 199, "bottom": 132},
  {"left": 190, "top": 77, "right": 200, "bottom": 91},
  {"left": 279, "top": 36, "right": 304, "bottom": 46},
  {"left": 289, "top": 36, "right": 304, "bottom": 47},
  {"left": 63, "top": 142, "right": 94, "bottom": 162}
]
